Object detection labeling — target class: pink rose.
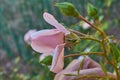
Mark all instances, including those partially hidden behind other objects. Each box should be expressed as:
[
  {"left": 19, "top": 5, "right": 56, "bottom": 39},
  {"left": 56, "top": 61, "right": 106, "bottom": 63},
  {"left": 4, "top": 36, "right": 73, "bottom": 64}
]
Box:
[{"left": 30, "top": 12, "right": 70, "bottom": 73}]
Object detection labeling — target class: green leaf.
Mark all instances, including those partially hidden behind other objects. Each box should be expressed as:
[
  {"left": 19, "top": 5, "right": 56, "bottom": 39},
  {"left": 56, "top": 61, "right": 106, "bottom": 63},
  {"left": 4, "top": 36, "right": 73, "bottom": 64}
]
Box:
[
  {"left": 87, "top": 3, "right": 98, "bottom": 18},
  {"left": 117, "top": 62, "right": 120, "bottom": 68},
  {"left": 105, "top": 0, "right": 113, "bottom": 7},
  {"left": 110, "top": 43, "right": 120, "bottom": 62},
  {"left": 101, "top": 21, "right": 109, "bottom": 31},
  {"left": 100, "top": 62, "right": 107, "bottom": 75},
  {"left": 77, "top": 56, "right": 85, "bottom": 75},
  {"left": 40, "top": 55, "right": 52, "bottom": 65},
  {"left": 55, "top": 2, "right": 79, "bottom": 17}
]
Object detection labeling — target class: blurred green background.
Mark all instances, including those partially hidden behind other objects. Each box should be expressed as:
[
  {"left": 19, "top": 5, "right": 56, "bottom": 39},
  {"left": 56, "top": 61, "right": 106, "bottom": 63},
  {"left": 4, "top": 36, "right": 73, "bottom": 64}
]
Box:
[{"left": 0, "top": 0, "right": 120, "bottom": 80}]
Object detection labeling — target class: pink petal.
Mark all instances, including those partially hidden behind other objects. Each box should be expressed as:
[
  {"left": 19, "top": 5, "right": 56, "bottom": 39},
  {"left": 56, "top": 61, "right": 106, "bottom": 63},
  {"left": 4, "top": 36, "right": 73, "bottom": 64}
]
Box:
[
  {"left": 24, "top": 29, "right": 36, "bottom": 44},
  {"left": 43, "top": 12, "right": 70, "bottom": 35},
  {"left": 50, "top": 44, "right": 65, "bottom": 73},
  {"left": 31, "top": 29, "right": 64, "bottom": 54},
  {"left": 82, "top": 23, "right": 90, "bottom": 29}
]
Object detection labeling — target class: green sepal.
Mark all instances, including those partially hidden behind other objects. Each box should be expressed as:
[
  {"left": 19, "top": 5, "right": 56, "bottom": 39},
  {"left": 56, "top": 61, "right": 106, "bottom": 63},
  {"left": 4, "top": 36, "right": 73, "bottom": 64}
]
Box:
[
  {"left": 40, "top": 55, "right": 52, "bottom": 66},
  {"left": 65, "top": 32, "right": 80, "bottom": 47}
]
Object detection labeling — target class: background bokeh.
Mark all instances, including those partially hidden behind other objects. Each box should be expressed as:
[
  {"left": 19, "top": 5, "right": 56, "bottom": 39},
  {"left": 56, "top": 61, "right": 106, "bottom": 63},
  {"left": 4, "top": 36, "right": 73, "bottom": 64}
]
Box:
[{"left": 0, "top": 0, "right": 120, "bottom": 80}]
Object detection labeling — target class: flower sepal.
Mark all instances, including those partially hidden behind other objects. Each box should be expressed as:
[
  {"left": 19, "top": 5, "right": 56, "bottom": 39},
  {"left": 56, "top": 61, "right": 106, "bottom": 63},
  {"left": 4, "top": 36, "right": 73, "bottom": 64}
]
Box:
[
  {"left": 40, "top": 55, "right": 53, "bottom": 66},
  {"left": 65, "top": 32, "right": 80, "bottom": 47}
]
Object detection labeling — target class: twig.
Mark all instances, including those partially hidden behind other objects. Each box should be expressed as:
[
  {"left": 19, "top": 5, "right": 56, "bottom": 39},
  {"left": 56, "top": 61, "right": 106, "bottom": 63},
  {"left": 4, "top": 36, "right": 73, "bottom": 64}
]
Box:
[
  {"left": 64, "top": 52, "right": 104, "bottom": 58},
  {"left": 78, "top": 15, "right": 106, "bottom": 39}
]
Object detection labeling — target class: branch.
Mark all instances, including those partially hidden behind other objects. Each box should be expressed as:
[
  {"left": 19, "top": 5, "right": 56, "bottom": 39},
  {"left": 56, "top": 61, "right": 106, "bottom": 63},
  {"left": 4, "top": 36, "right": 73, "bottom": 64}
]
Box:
[{"left": 64, "top": 52, "right": 104, "bottom": 58}]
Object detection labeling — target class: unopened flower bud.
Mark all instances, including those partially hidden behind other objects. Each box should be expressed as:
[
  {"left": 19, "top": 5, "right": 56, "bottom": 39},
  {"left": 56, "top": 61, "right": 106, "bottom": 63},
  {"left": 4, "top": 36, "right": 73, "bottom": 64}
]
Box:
[{"left": 55, "top": 2, "right": 79, "bottom": 17}]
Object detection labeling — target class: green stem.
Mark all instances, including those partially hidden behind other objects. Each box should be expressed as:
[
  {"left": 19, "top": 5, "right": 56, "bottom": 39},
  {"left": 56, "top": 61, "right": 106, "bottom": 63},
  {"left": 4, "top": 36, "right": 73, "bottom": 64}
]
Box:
[
  {"left": 69, "top": 29, "right": 86, "bottom": 36},
  {"left": 64, "top": 52, "right": 104, "bottom": 58},
  {"left": 74, "top": 74, "right": 116, "bottom": 80},
  {"left": 100, "top": 40, "right": 113, "bottom": 65},
  {"left": 80, "top": 37, "right": 101, "bottom": 43},
  {"left": 70, "top": 29, "right": 101, "bottom": 43},
  {"left": 101, "top": 42, "right": 119, "bottom": 79},
  {"left": 115, "top": 67, "right": 120, "bottom": 80},
  {"left": 78, "top": 15, "right": 106, "bottom": 39}
]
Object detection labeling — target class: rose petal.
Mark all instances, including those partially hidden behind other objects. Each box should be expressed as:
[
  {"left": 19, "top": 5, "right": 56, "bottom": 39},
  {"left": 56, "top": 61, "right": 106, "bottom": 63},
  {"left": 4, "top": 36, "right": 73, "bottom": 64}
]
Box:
[
  {"left": 43, "top": 12, "right": 70, "bottom": 35},
  {"left": 31, "top": 29, "right": 64, "bottom": 54},
  {"left": 24, "top": 29, "right": 36, "bottom": 44},
  {"left": 82, "top": 23, "right": 90, "bottom": 29},
  {"left": 50, "top": 44, "right": 65, "bottom": 73}
]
